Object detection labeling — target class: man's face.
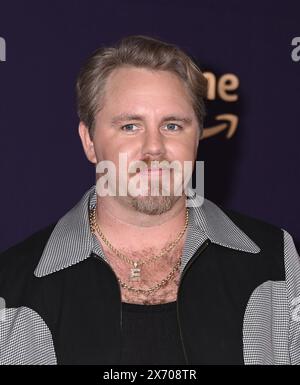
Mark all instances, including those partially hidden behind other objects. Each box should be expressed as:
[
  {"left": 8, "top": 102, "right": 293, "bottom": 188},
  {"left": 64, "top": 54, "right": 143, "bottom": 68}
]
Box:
[{"left": 84, "top": 66, "right": 200, "bottom": 215}]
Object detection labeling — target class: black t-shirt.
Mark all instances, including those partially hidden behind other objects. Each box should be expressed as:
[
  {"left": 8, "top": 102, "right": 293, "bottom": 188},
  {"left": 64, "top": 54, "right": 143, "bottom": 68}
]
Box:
[{"left": 119, "top": 300, "right": 186, "bottom": 365}]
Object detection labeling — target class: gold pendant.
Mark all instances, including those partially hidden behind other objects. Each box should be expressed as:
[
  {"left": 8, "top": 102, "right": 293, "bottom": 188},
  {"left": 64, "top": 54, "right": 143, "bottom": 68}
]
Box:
[{"left": 130, "top": 262, "right": 141, "bottom": 282}]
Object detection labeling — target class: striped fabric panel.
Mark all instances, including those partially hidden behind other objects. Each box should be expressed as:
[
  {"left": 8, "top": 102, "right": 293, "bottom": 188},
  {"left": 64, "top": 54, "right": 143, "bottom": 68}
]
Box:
[
  {"left": 0, "top": 306, "right": 57, "bottom": 365},
  {"left": 243, "top": 280, "right": 290, "bottom": 365},
  {"left": 34, "top": 190, "right": 93, "bottom": 276},
  {"left": 283, "top": 229, "right": 300, "bottom": 364}
]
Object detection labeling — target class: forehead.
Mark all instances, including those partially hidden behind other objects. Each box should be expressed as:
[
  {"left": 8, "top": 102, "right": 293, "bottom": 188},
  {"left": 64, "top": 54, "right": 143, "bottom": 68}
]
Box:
[
  {"left": 106, "top": 66, "right": 185, "bottom": 86},
  {"left": 102, "top": 66, "right": 193, "bottom": 111}
]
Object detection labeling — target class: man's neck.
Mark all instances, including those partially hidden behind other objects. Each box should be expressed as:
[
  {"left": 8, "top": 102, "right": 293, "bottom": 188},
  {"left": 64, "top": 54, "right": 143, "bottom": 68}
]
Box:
[{"left": 95, "top": 195, "right": 188, "bottom": 250}]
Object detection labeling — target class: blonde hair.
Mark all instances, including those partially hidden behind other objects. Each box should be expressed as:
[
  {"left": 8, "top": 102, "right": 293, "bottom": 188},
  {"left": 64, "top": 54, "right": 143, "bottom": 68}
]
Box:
[{"left": 76, "top": 35, "right": 207, "bottom": 138}]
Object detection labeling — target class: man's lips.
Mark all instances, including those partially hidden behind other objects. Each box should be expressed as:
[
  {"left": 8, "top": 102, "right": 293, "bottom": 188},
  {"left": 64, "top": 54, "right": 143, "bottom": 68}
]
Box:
[{"left": 139, "top": 168, "right": 169, "bottom": 176}]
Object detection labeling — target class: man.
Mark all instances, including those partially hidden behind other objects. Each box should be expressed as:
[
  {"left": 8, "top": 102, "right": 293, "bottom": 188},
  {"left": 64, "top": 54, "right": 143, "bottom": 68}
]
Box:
[{"left": 0, "top": 35, "right": 299, "bottom": 365}]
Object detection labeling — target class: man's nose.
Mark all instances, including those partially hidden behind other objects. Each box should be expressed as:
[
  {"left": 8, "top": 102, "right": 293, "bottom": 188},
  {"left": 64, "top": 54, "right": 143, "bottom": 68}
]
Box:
[{"left": 141, "top": 128, "right": 166, "bottom": 159}]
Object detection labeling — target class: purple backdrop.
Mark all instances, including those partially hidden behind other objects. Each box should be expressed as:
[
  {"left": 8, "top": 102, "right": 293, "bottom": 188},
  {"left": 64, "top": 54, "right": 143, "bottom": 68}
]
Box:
[{"left": 0, "top": 0, "right": 299, "bottom": 252}]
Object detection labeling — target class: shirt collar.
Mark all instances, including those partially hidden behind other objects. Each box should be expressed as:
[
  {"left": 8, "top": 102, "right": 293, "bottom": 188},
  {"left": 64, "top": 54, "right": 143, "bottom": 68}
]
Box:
[{"left": 34, "top": 185, "right": 260, "bottom": 278}]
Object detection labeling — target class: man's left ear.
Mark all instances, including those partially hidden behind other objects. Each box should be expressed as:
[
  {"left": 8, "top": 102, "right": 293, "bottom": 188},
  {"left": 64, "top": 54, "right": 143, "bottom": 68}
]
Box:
[{"left": 78, "top": 122, "right": 97, "bottom": 164}]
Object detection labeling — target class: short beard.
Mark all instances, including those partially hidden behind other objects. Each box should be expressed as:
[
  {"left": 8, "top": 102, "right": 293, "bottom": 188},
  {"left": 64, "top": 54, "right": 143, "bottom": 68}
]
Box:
[
  {"left": 115, "top": 170, "right": 185, "bottom": 215},
  {"left": 128, "top": 194, "right": 176, "bottom": 216}
]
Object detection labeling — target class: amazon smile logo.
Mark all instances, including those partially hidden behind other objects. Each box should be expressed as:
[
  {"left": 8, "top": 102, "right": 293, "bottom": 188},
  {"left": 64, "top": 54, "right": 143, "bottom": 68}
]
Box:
[{"left": 201, "top": 71, "right": 239, "bottom": 140}]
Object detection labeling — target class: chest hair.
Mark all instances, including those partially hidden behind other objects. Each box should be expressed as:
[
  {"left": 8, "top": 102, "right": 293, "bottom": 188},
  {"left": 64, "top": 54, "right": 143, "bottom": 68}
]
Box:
[{"left": 102, "top": 245, "right": 183, "bottom": 305}]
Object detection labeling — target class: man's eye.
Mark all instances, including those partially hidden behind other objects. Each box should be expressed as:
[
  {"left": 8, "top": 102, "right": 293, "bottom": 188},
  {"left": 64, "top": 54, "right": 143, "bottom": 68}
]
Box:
[
  {"left": 121, "top": 124, "right": 138, "bottom": 132},
  {"left": 165, "top": 123, "right": 182, "bottom": 131}
]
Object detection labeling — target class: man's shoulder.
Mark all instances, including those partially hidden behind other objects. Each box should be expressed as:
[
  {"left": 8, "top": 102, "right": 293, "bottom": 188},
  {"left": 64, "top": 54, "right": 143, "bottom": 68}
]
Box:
[
  {"left": 221, "top": 205, "right": 281, "bottom": 230},
  {"left": 219, "top": 204, "right": 284, "bottom": 248},
  {"left": 0, "top": 223, "right": 57, "bottom": 277}
]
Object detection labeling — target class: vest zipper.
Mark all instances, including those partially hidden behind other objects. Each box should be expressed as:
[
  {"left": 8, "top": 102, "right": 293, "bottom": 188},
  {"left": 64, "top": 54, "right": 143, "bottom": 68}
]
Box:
[
  {"left": 176, "top": 238, "right": 211, "bottom": 364},
  {"left": 92, "top": 253, "right": 123, "bottom": 327}
]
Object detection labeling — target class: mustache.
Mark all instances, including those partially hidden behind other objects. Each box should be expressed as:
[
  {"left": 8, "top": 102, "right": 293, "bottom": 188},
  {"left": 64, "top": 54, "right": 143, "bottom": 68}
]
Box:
[{"left": 128, "top": 159, "right": 171, "bottom": 174}]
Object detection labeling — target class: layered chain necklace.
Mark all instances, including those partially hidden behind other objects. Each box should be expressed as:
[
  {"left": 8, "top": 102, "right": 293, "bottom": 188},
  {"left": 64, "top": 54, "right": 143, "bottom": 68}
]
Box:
[{"left": 89, "top": 207, "right": 189, "bottom": 296}]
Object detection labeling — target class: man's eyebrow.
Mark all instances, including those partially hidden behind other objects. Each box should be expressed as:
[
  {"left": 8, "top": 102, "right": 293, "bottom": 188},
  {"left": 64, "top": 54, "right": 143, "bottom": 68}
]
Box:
[
  {"left": 111, "top": 114, "right": 193, "bottom": 125},
  {"left": 161, "top": 115, "right": 193, "bottom": 124},
  {"left": 111, "top": 114, "right": 143, "bottom": 125}
]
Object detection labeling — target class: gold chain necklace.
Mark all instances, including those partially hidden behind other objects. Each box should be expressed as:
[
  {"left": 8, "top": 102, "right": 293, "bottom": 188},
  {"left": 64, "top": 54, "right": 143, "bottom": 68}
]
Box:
[
  {"left": 89, "top": 206, "right": 188, "bottom": 282},
  {"left": 118, "top": 258, "right": 182, "bottom": 296},
  {"left": 89, "top": 207, "right": 189, "bottom": 296}
]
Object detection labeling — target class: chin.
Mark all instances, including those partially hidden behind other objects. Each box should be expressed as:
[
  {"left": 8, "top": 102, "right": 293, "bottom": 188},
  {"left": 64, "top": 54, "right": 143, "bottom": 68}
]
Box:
[{"left": 128, "top": 195, "right": 175, "bottom": 216}]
